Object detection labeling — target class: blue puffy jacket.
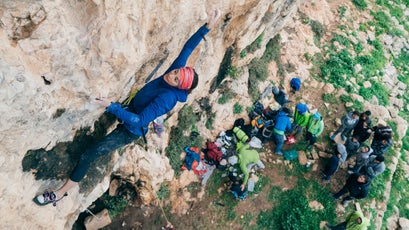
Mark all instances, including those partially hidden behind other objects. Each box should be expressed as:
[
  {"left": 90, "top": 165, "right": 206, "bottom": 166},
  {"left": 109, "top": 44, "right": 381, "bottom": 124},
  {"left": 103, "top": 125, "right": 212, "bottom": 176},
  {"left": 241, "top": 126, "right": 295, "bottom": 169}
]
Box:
[
  {"left": 107, "top": 25, "right": 210, "bottom": 136},
  {"left": 274, "top": 111, "right": 292, "bottom": 133}
]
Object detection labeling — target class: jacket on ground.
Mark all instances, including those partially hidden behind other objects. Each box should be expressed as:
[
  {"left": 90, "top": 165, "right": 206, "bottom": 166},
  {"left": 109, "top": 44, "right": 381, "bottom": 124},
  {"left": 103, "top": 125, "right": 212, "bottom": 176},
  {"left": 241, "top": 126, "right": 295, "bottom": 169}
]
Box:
[{"left": 107, "top": 25, "right": 210, "bottom": 136}]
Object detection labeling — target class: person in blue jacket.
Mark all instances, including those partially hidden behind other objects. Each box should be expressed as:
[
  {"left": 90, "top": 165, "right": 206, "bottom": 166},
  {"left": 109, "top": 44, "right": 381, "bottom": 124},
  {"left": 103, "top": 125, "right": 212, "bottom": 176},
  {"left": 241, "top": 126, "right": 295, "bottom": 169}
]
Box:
[
  {"left": 34, "top": 10, "right": 221, "bottom": 206},
  {"left": 273, "top": 107, "right": 292, "bottom": 155}
]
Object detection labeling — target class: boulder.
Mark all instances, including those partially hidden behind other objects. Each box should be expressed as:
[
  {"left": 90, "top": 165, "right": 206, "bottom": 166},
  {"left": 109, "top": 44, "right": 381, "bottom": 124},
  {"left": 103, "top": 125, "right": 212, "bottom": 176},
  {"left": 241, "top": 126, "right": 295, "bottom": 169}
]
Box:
[
  {"left": 84, "top": 209, "right": 111, "bottom": 230},
  {"left": 298, "top": 151, "right": 308, "bottom": 165}
]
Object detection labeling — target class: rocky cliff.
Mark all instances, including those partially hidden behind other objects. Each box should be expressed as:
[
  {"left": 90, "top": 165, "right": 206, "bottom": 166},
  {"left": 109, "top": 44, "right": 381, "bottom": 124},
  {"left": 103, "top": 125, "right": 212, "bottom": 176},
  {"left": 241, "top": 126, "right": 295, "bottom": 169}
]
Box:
[{"left": 0, "top": 0, "right": 301, "bottom": 229}]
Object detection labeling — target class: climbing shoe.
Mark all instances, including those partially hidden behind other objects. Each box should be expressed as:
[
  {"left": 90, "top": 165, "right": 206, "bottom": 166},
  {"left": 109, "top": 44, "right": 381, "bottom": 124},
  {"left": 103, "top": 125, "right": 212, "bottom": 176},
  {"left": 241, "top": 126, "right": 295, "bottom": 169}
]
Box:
[{"left": 33, "top": 190, "right": 67, "bottom": 207}]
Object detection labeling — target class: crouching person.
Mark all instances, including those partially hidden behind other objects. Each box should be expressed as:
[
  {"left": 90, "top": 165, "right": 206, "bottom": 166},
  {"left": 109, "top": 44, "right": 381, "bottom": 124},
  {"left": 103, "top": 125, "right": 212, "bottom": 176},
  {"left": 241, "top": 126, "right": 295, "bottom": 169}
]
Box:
[
  {"left": 321, "top": 143, "right": 347, "bottom": 182},
  {"left": 332, "top": 173, "right": 371, "bottom": 207},
  {"left": 228, "top": 173, "right": 247, "bottom": 201},
  {"left": 236, "top": 142, "right": 265, "bottom": 192}
]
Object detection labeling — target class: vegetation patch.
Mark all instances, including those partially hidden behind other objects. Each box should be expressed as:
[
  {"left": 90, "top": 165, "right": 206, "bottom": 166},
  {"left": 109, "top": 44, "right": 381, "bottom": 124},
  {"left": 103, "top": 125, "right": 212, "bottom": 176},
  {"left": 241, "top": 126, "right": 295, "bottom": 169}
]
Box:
[
  {"left": 166, "top": 108, "right": 204, "bottom": 176},
  {"left": 244, "top": 33, "right": 264, "bottom": 54},
  {"left": 256, "top": 176, "right": 336, "bottom": 230},
  {"left": 233, "top": 102, "right": 243, "bottom": 114},
  {"left": 248, "top": 35, "right": 283, "bottom": 102},
  {"left": 218, "top": 87, "right": 236, "bottom": 104},
  {"left": 352, "top": 0, "right": 368, "bottom": 10}
]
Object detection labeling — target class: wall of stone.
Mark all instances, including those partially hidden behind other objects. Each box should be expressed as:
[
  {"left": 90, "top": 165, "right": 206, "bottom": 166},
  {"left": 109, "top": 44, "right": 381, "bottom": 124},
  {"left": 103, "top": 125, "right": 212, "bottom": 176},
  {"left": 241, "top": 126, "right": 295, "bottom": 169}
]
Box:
[{"left": 0, "top": 0, "right": 301, "bottom": 229}]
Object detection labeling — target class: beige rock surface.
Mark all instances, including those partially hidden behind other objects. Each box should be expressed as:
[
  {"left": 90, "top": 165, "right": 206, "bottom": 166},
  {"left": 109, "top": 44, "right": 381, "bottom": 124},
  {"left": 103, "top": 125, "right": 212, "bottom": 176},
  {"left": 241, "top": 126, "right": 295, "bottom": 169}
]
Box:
[{"left": 0, "top": 1, "right": 302, "bottom": 229}]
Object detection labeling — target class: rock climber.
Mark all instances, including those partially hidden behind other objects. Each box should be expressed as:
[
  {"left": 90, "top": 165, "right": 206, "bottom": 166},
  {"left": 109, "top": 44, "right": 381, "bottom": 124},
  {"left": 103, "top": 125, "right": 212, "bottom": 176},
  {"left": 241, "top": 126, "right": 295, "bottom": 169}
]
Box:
[{"left": 33, "top": 9, "right": 222, "bottom": 206}]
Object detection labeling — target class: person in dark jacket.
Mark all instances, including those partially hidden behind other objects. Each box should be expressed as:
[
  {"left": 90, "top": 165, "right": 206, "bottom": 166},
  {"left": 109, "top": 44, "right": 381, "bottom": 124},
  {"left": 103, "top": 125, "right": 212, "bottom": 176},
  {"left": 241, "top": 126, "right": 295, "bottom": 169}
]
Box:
[
  {"left": 321, "top": 151, "right": 344, "bottom": 182},
  {"left": 332, "top": 173, "right": 371, "bottom": 206},
  {"left": 371, "top": 138, "right": 393, "bottom": 156},
  {"left": 345, "top": 136, "right": 361, "bottom": 159},
  {"left": 34, "top": 10, "right": 222, "bottom": 206},
  {"left": 272, "top": 86, "right": 290, "bottom": 106},
  {"left": 352, "top": 120, "right": 372, "bottom": 143}
]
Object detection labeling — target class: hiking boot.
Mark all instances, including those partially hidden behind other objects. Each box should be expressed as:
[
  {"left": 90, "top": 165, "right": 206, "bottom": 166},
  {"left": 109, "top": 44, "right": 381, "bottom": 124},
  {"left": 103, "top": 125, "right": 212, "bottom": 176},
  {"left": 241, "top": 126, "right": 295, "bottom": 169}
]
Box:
[
  {"left": 341, "top": 199, "right": 350, "bottom": 207},
  {"left": 275, "top": 151, "right": 283, "bottom": 156},
  {"left": 33, "top": 190, "right": 67, "bottom": 207},
  {"left": 321, "top": 177, "right": 330, "bottom": 183},
  {"left": 341, "top": 135, "right": 347, "bottom": 141}
]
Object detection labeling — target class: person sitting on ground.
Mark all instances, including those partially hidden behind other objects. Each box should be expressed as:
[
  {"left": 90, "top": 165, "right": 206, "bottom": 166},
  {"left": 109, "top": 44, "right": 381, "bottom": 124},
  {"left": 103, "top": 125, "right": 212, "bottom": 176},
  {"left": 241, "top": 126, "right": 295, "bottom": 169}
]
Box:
[
  {"left": 272, "top": 85, "right": 290, "bottom": 106},
  {"left": 236, "top": 142, "right": 265, "bottom": 192},
  {"left": 272, "top": 107, "right": 292, "bottom": 155},
  {"left": 228, "top": 172, "right": 247, "bottom": 200},
  {"left": 332, "top": 173, "right": 371, "bottom": 207},
  {"left": 321, "top": 143, "right": 347, "bottom": 182},
  {"left": 292, "top": 103, "right": 311, "bottom": 138},
  {"left": 33, "top": 10, "right": 222, "bottom": 206},
  {"left": 326, "top": 210, "right": 370, "bottom": 230},
  {"left": 290, "top": 77, "right": 301, "bottom": 94},
  {"left": 330, "top": 111, "right": 360, "bottom": 141},
  {"left": 349, "top": 145, "right": 373, "bottom": 174},
  {"left": 345, "top": 136, "right": 361, "bottom": 160},
  {"left": 305, "top": 112, "right": 324, "bottom": 150},
  {"left": 359, "top": 155, "right": 385, "bottom": 179}
]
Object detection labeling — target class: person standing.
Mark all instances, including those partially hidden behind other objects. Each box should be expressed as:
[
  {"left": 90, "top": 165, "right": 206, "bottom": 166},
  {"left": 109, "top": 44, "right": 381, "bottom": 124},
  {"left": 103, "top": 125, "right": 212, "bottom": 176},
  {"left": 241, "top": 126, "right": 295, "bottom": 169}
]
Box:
[
  {"left": 292, "top": 103, "right": 310, "bottom": 138},
  {"left": 305, "top": 112, "right": 324, "bottom": 150},
  {"left": 33, "top": 10, "right": 222, "bottom": 206},
  {"left": 359, "top": 155, "right": 385, "bottom": 179},
  {"left": 330, "top": 111, "right": 360, "bottom": 141},
  {"left": 272, "top": 107, "right": 292, "bottom": 155}
]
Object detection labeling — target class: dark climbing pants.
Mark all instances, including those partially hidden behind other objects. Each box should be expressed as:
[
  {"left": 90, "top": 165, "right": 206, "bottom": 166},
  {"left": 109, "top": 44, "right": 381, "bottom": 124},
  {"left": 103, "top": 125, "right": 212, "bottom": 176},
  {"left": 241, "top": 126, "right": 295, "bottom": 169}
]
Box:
[{"left": 69, "top": 124, "right": 139, "bottom": 182}]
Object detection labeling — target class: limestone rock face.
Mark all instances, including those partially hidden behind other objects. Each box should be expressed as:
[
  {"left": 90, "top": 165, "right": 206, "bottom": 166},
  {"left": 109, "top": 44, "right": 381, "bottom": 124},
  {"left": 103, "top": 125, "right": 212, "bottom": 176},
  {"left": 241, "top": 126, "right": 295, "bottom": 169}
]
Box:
[{"left": 0, "top": 0, "right": 301, "bottom": 229}]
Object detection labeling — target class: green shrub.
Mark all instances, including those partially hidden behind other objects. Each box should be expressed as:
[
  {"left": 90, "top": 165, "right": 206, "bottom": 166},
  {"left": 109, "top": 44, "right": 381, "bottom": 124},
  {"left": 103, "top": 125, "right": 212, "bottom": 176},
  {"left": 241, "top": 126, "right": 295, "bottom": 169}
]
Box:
[
  {"left": 331, "top": 34, "right": 351, "bottom": 48},
  {"left": 226, "top": 66, "right": 242, "bottom": 79},
  {"left": 178, "top": 105, "right": 198, "bottom": 131},
  {"left": 371, "top": 11, "right": 392, "bottom": 35},
  {"left": 218, "top": 88, "right": 236, "bottom": 104},
  {"left": 101, "top": 193, "right": 128, "bottom": 219},
  {"left": 358, "top": 80, "right": 389, "bottom": 106},
  {"left": 233, "top": 103, "right": 243, "bottom": 114},
  {"left": 157, "top": 184, "right": 170, "bottom": 200},
  {"left": 322, "top": 93, "right": 337, "bottom": 104},
  {"left": 339, "top": 5, "right": 347, "bottom": 18},
  {"left": 320, "top": 49, "right": 354, "bottom": 88},
  {"left": 245, "top": 33, "right": 264, "bottom": 53},
  {"left": 310, "top": 20, "right": 325, "bottom": 40},
  {"left": 352, "top": 0, "right": 368, "bottom": 10},
  {"left": 205, "top": 112, "right": 216, "bottom": 130}
]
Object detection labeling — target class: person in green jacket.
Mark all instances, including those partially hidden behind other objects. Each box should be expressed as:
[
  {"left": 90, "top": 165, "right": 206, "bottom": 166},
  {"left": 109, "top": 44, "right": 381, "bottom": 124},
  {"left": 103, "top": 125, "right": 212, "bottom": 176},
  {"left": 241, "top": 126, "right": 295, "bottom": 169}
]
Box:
[
  {"left": 236, "top": 142, "right": 265, "bottom": 191},
  {"left": 292, "top": 103, "right": 311, "bottom": 138},
  {"left": 305, "top": 112, "right": 324, "bottom": 150},
  {"left": 326, "top": 210, "right": 370, "bottom": 230}
]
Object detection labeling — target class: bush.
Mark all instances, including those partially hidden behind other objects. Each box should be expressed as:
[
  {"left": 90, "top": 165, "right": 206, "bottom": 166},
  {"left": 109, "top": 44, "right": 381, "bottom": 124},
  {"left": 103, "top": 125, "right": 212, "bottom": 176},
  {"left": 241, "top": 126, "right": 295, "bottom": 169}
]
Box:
[
  {"left": 233, "top": 103, "right": 243, "bottom": 114},
  {"left": 352, "top": 0, "right": 368, "bottom": 10},
  {"left": 322, "top": 93, "right": 337, "bottom": 104},
  {"left": 178, "top": 105, "right": 198, "bottom": 131},
  {"left": 310, "top": 20, "right": 325, "bottom": 40}
]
